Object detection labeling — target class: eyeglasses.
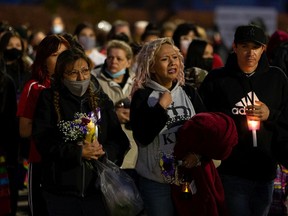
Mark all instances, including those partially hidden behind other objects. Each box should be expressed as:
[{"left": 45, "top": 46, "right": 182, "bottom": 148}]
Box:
[{"left": 65, "top": 68, "right": 90, "bottom": 79}]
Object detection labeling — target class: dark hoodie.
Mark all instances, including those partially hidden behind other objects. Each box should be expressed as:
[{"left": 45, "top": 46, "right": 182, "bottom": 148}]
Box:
[
  {"left": 199, "top": 52, "right": 288, "bottom": 180},
  {"left": 33, "top": 82, "right": 130, "bottom": 197}
]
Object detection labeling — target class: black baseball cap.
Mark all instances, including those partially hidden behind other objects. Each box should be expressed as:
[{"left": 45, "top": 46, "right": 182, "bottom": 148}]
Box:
[{"left": 234, "top": 25, "right": 267, "bottom": 45}]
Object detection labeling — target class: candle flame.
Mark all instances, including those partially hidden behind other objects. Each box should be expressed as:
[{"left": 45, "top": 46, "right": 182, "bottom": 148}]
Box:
[{"left": 247, "top": 119, "right": 260, "bottom": 130}]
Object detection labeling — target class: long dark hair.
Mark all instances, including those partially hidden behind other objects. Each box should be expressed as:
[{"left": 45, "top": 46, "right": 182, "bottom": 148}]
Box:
[
  {"left": 31, "top": 34, "right": 70, "bottom": 84},
  {"left": 0, "top": 30, "right": 24, "bottom": 58},
  {"left": 0, "top": 57, "right": 7, "bottom": 92},
  {"left": 53, "top": 48, "right": 96, "bottom": 122},
  {"left": 185, "top": 39, "right": 208, "bottom": 69},
  {"left": 53, "top": 48, "right": 92, "bottom": 88},
  {"left": 172, "top": 22, "right": 199, "bottom": 50}
]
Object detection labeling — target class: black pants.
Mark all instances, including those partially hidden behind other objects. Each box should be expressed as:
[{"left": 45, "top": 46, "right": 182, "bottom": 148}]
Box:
[
  {"left": 28, "top": 162, "right": 49, "bottom": 216},
  {"left": 43, "top": 191, "right": 108, "bottom": 216}
]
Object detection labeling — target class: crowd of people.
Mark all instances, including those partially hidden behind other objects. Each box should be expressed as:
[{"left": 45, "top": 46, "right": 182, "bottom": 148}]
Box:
[{"left": 1, "top": 14, "right": 288, "bottom": 216}]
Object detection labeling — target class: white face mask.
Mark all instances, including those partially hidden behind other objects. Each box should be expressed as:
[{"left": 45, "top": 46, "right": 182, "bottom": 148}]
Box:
[
  {"left": 52, "top": 24, "right": 64, "bottom": 34},
  {"left": 180, "top": 39, "right": 192, "bottom": 53},
  {"left": 63, "top": 78, "right": 90, "bottom": 97}
]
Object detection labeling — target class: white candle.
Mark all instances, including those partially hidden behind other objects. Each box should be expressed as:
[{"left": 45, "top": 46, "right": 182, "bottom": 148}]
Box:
[
  {"left": 246, "top": 116, "right": 260, "bottom": 148},
  {"left": 252, "top": 130, "right": 257, "bottom": 147}
]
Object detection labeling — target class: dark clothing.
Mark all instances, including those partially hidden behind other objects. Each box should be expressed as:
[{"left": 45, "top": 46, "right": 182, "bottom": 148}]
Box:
[
  {"left": 5, "top": 62, "right": 31, "bottom": 101},
  {"left": 131, "top": 84, "right": 205, "bottom": 147},
  {"left": 28, "top": 162, "right": 49, "bottom": 216},
  {"left": 199, "top": 52, "right": 288, "bottom": 181},
  {"left": 43, "top": 190, "right": 107, "bottom": 216},
  {"left": 0, "top": 67, "right": 19, "bottom": 216},
  {"left": 274, "top": 97, "right": 288, "bottom": 168},
  {"left": 0, "top": 73, "right": 18, "bottom": 165},
  {"left": 272, "top": 41, "right": 288, "bottom": 76},
  {"left": 33, "top": 83, "right": 130, "bottom": 199}
]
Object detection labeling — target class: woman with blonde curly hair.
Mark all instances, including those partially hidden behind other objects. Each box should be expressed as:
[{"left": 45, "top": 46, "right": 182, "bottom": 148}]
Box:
[{"left": 130, "top": 37, "right": 206, "bottom": 216}]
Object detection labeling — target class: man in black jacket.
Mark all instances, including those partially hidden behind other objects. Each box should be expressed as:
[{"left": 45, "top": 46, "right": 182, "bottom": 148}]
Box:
[{"left": 199, "top": 25, "right": 288, "bottom": 216}]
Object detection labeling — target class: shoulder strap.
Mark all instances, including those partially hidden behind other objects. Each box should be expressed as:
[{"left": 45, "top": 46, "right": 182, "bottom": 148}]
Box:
[
  {"left": 182, "top": 84, "right": 195, "bottom": 102},
  {"left": 182, "top": 84, "right": 207, "bottom": 113}
]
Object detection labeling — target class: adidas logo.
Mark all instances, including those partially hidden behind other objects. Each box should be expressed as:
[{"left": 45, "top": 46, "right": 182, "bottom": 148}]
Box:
[{"left": 231, "top": 91, "right": 259, "bottom": 115}]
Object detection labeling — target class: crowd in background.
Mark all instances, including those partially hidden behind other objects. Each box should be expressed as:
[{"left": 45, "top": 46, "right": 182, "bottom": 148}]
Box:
[{"left": 1, "top": 13, "right": 288, "bottom": 216}]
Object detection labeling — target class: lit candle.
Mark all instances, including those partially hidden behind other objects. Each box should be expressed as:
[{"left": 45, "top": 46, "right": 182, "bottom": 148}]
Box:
[
  {"left": 247, "top": 119, "right": 260, "bottom": 131},
  {"left": 246, "top": 116, "right": 260, "bottom": 147},
  {"left": 86, "top": 120, "right": 96, "bottom": 143}
]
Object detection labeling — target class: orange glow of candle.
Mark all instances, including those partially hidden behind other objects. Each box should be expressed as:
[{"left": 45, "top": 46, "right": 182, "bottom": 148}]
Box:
[{"left": 247, "top": 118, "right": 260, "bottom": 131}]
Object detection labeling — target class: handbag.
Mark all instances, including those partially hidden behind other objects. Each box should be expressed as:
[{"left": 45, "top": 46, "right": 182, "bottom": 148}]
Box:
[{"left": 94, "top": 157, "right": 144, "bottom": 216}]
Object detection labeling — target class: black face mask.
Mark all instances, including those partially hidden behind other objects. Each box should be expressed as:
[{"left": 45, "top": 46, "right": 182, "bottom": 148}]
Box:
[
  {"left": 3, "top": 48, "right": 22, "bottom": 61},
  {"left": 199, "top": 57, "right": 213, "bottom": 72}
]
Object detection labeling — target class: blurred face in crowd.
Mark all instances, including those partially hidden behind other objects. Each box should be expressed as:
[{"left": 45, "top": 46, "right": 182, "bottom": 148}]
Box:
[
  {"left": 106, "top": 48, "right": 131, "bottom": 74},
  {"left": 233, "top": 41, "right": 265, "bottom": 73},
  {"left": 78, "top": 27, "right": 96, "bottom": 51},
  {"left": 46, "top": 43, "right": 68, "bottom": 76},
  {"left": 200, "top": 43, "right": 214, "bottom": 71},
  {"left": 115, "top": 25, "right": 131, "bottom": 39},
  {"left": 51, "top": 16, "right": 65, "bottom": 34},
  {"left": 203, "top": 43, "right": 214, "bottom": 59},
  {"left": 142, "top": 34, "right": 159, "bottom": 43},
  {"left": 162, "top": 29, "right": 174, "bottom": 38},
  {"left": 3, "top": 35, "right": 23, "bottom": 63},
  {"left": 30, "top": 31, "right": 46, "bottom": 51},
  {"left": 79, "top": 27, "right": 95, "bottom": 38},
  {"left": 151, "top": 43, "right": 180, "bottom": 89},
  {"left": 180, "top": 30, "right": 196, "bottom": 59},
  {"left": 6, "top": 36, "right": 22, "bottom": 50}
]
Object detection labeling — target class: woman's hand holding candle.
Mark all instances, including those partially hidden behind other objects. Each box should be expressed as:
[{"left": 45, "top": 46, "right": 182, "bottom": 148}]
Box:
[{"left": 82, "top": 139, "right": 105, "bottom": 160}]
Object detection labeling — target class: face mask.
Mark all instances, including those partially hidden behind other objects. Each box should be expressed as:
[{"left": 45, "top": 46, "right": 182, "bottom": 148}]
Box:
[
  {"left": 199, "top": 57, "right": 213, "bottom": 72},
  {"left": 180, "top": 39, "right": 192, "bottom": 53},
  {"left": 105, "top": 68, "right": 126, "bottom": 78},
  {"left": 52, "top": 24, "right": 64, "bottom": 34},
  {"left": 78, "top": 36, "right": 96, "bottom": 50},
  {"left": 63, "top": 78, "right": 90, "bottom": 97},
  {"left": 3, "top": 48, "right": 22, "bottom": 61}
]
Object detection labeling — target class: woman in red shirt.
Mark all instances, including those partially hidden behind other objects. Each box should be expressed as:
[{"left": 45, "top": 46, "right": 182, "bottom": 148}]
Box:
[{"left": 17, "top": 34, "right": 70, "bottom": 216}]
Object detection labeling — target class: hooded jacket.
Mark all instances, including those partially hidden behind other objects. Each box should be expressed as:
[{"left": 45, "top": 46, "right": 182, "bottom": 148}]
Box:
[
  {"left": 92, "top": 64, "right": 134, "bottom": 104},
  {"left": 32, "top": 82, "right": 130, "bottom": 197},
  {"left": 130, "top": 79, "right": 205, "bottom": 183},
  {"left": 199, "top": 52, "right": 288, "bottom": 180}
]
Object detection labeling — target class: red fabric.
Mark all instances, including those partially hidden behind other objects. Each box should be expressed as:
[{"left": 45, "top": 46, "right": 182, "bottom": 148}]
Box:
[
  {"left": 173, "top": 112, "right": 238, "bottom": 216},
  {"left": 0, "top": 196, "right": 11, "bottom": 215},
  {"left": 267, "top": 30, "right": 288, "bottom": 61},
  {"left": 172, "top": 161, "right": 227, "bottom": 216},
  {"left": 212, "top": 53, "right": 224, "bottom": 69},
  {"left": 17, "top": 79, "right": 50, "bottom": 162},
  {"left": 17, "top": 79, "right": 49, "bottom": 118},
  {"left": 176, "top": 112, "right": 238, "bottom": 160}
]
